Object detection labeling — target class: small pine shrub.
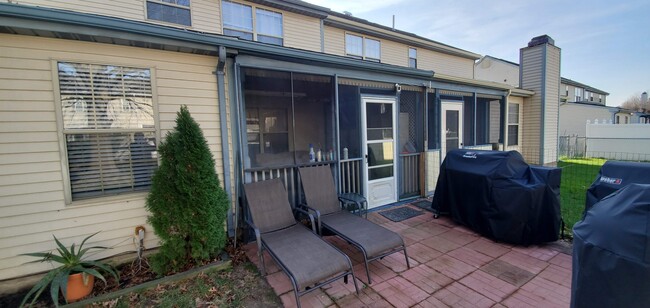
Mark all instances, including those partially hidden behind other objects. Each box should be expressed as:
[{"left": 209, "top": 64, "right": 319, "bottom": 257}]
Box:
[{"left": 146, "top": 106, "right": 229, "bottom": 275}]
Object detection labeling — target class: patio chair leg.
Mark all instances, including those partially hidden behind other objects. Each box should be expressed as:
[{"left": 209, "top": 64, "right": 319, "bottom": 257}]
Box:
[
  {"left": 351, "top": 272, "right": 360, "bottom": 295},
  {"left": 259, "top": 248, "right": 266, "bottom": 276},
  {"left": 293, "top": 288, "right": 301, "bottom": 308},
  {"left": 403, "top": 246, "right": 411, "bottom": 269},
  {"left": 364, "top": 257, "right": 372, "bottom": 285}
]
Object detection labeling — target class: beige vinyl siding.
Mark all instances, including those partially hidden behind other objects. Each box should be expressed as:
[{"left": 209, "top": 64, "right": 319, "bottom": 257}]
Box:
[
  {"left": 2, "top": 0, "right": 221, "bottom": 34},
  {"left": 282, "top": 10, "right": 321, "bottom": 52},
  {"left": 419, "top": 49, "right": 474, "bottom": 79},
  {"left": 543, "top": 46, "right": 561, "bottom": 163},
  {"left": 0, "top": 34, "right": 224, "bottom": 280},
  {"left": 381, "top": 40, "right": 407, "bottom": 66},
  {"left": 323, "top": 26, "right": 345, "bottom": 56},
  {"left": 520, "top": 47, "right": 543, "bottom": 162}
]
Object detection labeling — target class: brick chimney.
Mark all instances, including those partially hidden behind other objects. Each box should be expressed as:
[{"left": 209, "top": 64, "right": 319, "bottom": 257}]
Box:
[{"left": 519, "top": 35, "right": 561, "bottom": 164}]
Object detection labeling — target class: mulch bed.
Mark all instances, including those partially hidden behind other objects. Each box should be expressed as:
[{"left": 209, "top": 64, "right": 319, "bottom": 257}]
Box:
[{"left": 1, "top": 240, "right": 243, "bottom": 307}]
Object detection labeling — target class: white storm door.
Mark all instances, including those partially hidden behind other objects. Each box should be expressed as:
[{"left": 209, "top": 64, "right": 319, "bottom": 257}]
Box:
[
  {"left": 441, "top": 102, "right": 463, "bottom": 162},
  {"left": 361, "top": 96, "right": 398, "bottom": 209}
]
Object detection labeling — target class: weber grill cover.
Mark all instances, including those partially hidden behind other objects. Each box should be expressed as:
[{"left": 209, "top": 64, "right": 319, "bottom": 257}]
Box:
[
  {"left": 431, "top": 150, "right": 561, "bottom": 245},
  {"left": 585, "top": 161, "right": 650, "bottom": 211},
  {"left": 571, "top": 184, "right": 650, "bottom": 308}
]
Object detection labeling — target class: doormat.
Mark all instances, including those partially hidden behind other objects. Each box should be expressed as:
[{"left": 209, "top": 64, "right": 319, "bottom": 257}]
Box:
[
  {"left": 411, "top": 200, "right": 434, "bottom": 212},
  {"left": 380, "top": 207, "right": 423, "bottom": 222}
]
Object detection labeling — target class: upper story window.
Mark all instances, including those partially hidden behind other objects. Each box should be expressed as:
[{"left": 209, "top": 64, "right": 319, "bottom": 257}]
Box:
[
  {"left": 345, "top": 33, "right": 381, "bottom": 62},
  {"left": 146, "top": 0, "right": 191, "bottom": 26},
  {"left": 599, "top": 94, "right": 603, "bottom": 102},
  {"left": 222, "top": 1, "right": 283, "bottom": 46},
  {"left": 57, "top": 62, "right": 158, "bottom": 202},
  {"left": 590, "top": 92, "right": 594, "bottom": 101},
  {"left": 574, "top": 87, "right": 583, "bottom": 102},
  {"left": 408, "top": 47, "right": 417, "bottom": 68}
]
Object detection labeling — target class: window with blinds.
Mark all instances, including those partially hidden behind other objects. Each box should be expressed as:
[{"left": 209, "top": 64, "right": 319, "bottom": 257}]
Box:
[
  {"left": 58, "top": 62, "right": 157, "bottom": 200},
  {"left": 146, "top": 0, "right": 191, "bottom": 26},
  {"left": 222, "top": 1, "right": 283, "bottom": 46}
]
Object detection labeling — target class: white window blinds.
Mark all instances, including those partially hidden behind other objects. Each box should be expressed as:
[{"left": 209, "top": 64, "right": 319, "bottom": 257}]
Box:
[{"left": 58, "top": 62, "right": 157, "bottom": 200}]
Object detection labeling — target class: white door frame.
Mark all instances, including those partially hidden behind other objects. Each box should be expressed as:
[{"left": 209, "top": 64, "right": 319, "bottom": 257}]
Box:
[
  {"left": 361, "top": 95, "right": 398, "bottom": 209},
  {"left": 441, "top": 101, "right": 464, "bottom": 162}
]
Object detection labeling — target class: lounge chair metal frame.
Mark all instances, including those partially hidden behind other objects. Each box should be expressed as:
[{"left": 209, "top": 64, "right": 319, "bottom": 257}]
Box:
[{"left": 244, "top": 180, "right": 359, "bottom": 308}]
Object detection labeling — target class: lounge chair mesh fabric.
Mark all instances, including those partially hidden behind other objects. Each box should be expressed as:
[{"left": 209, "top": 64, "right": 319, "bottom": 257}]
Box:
[
  {"left": 244, "top": 179, "right": 351, "bottom": 290},
  {"left": 299, "top": 165, "right": 341, "bottom": 215},
  {"left": 262, "top": 225, "right": 350, "bottom": 289},
  {"left": 321, "top": 211, "right": 404, "bottom": 258},
  {"left": 244, "top": 179, "right": 296, "bottom": 233}
]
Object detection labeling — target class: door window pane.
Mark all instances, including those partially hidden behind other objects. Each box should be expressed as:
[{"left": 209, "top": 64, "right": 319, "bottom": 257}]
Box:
[
  {"left": 369, "top": 165, "right": 393, "bottom": 180},
  {"left": 367, "top": 142, "right": 394, "bottom": 166},
  {"left": 446, "top": 110, "right": 459, "bottom": 152},
  {"left": 366, "top": 103, "right": 392, "bottom": 141}
]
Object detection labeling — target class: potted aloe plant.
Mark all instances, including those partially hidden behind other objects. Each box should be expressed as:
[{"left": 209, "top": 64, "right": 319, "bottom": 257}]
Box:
[{"left": 20, "top": 232, "right": 119, "bottom": 307}]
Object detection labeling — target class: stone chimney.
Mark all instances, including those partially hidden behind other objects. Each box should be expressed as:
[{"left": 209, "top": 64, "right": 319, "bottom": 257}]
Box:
[{"left": 519, "top": 35, "right": 561, "bottom": 164}]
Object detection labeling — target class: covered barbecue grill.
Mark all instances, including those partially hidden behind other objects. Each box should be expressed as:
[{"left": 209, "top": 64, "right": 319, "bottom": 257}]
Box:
[
  {"left": 431, "top": 150, "right": 561, "bottom": 245},
  {"left": 571, "top": 183, "right": 650, "bottom": 308},
  {"left": 585, "top": 160, "right": 650, "bottom": 211}
]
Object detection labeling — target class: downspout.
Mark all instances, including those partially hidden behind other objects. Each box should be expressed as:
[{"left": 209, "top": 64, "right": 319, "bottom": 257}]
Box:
[{"left": 215, "top": 46, "right": 233, "bottom": 236}]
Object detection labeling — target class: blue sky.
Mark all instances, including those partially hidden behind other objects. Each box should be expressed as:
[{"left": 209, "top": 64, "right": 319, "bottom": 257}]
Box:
[{"left": 305, "top": 0, "right": 650, "bottom": 106}]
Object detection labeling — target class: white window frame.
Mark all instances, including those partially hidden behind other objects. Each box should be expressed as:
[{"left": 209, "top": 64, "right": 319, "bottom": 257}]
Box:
[
  {"left": 408, "top": 47, "right": 417, "bottom": 68},
  {"left": 507, "top": 102, "right": 521, "bottom": 146},
  {"left": 574, "top": 87, "right": 582, "bottom": 102},
  {"left": 345, "top": 33, "right": 381, "bottom": 62},
  {"left": 221, "top": 0, "right": 284, "bottom": 46},
  {"left": 52, "top": 60, "right": 160, "bottom": 205},
  {"left": 145, "top": 0, "right": 192, "bottom": 27}
]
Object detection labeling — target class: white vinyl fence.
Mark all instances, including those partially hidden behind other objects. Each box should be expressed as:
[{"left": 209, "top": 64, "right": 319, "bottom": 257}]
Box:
[{"left": 586, "top": 123, "right": 650, "bottom": 160}]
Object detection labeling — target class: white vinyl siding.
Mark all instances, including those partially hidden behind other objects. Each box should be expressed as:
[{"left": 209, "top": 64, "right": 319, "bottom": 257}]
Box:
[{"left": 0, "top": 34, "right": 226, "bottom": 280}]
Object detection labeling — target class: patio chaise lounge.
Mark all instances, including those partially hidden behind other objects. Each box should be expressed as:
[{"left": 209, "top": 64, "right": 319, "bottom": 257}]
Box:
[
  {"left": 298, "top": 165, "right": 410, "bottom": 284},
  {"left": 243, "top": 179, "right": 359, "bottom": 308}
]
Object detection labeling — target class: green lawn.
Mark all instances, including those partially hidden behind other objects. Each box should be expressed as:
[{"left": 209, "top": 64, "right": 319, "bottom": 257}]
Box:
[{"left": 558, "top": 157, "right": 606, "bottom": 231}]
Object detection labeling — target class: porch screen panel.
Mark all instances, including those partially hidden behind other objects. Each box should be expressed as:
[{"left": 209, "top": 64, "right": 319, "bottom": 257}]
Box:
[
  {"left": 338, "top": 84, "right": 361, "bottom": 159},
  {"left": 58, "top": 62, "right": 156, "bottom": 200},
  {"left": 399, "top": 90, "right": 421, "bottom": 153},
  {"left": 293, "top": 73, "right": 334, "bottom": 163},
  {"left": 427, "top": 93, "right": 440, "bottom": 150}
]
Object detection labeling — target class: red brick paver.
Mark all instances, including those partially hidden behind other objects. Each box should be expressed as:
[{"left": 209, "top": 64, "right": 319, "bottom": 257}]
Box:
[{"left": 243, "top": 200, "right": 573, "bottom": 307}]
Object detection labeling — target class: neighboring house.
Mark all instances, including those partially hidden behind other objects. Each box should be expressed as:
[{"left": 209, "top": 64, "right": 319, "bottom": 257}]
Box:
[
  {"left": 475, "top": 55, "right": 612, "bottom": 137},
  {"left": 0, "top": 0, "right": 560, "bottom": 286}
]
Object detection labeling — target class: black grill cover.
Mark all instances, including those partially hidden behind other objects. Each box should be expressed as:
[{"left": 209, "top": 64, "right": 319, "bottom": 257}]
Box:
[
  {"left": 585, "top": 161, "right": 650, "bottom": 211},
  {"left": 571, "top": 184, "right": 650, "bottom": 308},
  {"left": 431, "top": 150, "right": 561, "bottom": 245}
]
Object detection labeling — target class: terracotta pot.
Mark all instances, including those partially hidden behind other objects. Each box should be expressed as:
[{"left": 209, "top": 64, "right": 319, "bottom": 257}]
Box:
[{"left": 65, "top": 273, "right": 94, "bottom": 302}]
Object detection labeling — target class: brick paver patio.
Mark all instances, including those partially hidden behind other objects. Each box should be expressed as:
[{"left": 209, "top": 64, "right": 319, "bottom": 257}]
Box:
[{"left": 243, "top": 202, "right": 572, "bottom": 308}]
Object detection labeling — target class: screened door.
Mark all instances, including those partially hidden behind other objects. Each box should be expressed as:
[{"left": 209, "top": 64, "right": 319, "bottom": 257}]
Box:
[
  {"left": 362, "top": 96, "right": 397, "bottom": 208},
  {"left": 441, "top": 102, "right": 463, "bottom": 162}
]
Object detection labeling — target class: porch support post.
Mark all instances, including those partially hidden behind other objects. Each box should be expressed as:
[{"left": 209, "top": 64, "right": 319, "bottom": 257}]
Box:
[
  {"left": 500, "top": 95, "right": 507, "bottom": 150},
  {"left": 473, "top": 92, "right": 477, "bottom": 146},
  {"left": 215, "top": 46, "right": 234, "bottom": 236},
  {"left": 334, "top": 75, "right": 341, "bottom": 191}
]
